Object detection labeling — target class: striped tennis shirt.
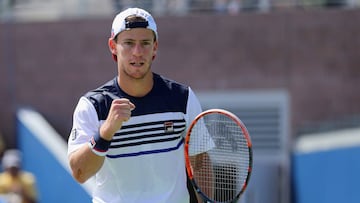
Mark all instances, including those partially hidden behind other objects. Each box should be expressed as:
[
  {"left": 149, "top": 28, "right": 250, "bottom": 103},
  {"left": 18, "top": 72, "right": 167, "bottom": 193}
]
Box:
[{"left": 68, "top": 73, "right": 204, "bottom": 203}]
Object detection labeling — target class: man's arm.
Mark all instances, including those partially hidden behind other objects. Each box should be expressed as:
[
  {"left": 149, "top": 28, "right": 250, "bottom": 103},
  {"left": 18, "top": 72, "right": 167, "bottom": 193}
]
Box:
[
  {"left": 69, "top": 144, "right": 105, "bottom": 183},
  {"left": 191, "top": 152, "right": 214, "bottom": 203},
  {"left": 69, "top": 98, "right": 135, "bottom": 183}
]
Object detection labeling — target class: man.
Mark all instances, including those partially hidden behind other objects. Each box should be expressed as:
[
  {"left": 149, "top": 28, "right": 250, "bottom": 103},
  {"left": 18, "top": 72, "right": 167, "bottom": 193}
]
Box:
[
  {"left": 68, "top": 7, "right": 210, "bottom": 203},
  {"left": 0, "top": 149, "right": 38, "bottom": 203}
]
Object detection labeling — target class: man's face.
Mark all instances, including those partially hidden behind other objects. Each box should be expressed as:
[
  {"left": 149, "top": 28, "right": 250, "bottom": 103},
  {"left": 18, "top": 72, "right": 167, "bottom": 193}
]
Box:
[
  {"left": 7, "top": 166, "right": 20, "bottom": 177},
  {"left": 113, "top": 28, "right": 158, "bottom": 80}
]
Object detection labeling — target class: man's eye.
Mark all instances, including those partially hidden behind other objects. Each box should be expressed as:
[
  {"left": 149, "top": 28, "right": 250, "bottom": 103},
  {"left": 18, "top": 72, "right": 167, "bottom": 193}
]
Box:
[{"left": 124, "top": 41, "right": 134, "bottom": 46}]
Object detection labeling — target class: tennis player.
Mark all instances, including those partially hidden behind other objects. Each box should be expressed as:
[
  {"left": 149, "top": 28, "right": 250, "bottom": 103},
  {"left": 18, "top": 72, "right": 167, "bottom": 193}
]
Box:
[{"left": 68, "top": 7, "right": 211, "bottom": 203}]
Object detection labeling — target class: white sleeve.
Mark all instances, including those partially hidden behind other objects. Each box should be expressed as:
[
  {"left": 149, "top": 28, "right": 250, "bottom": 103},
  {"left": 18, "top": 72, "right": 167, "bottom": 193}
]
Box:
[
  {"left": 68, "top": 96, "right": 101, "bottom": 155},
  {"left": 186, "top": 88, "right": 215, "bottom": 156},
  {"left": 185, "top": 87, "right": 203, "bottom": 127}
]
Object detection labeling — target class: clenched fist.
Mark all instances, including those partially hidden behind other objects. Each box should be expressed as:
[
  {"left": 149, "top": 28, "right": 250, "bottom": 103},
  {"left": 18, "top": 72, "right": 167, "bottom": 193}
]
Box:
[{"left": 99, "top": 98, "right": 135, "bottom": 141}]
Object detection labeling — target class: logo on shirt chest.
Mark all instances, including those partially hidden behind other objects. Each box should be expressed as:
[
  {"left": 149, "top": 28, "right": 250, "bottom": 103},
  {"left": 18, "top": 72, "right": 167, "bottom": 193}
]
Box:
[{"left": 164, "top": 122, "right": 174, "bottom": 134}]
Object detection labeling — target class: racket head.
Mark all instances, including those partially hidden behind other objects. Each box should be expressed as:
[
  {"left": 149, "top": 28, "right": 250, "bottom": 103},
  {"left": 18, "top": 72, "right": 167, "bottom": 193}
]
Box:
[{"left": 184, "top": 109, "right": 253, "bottom": 203}]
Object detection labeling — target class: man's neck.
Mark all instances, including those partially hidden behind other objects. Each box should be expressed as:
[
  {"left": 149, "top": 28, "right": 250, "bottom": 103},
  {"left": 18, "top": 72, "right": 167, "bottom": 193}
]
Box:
[{"left": 117, "top": 72, "right": 153, "bottom": 97}]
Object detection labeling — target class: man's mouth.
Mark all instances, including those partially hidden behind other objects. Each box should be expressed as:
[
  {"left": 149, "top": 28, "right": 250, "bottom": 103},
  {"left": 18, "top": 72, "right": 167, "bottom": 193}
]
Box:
[{"left": 130, "top": 62, "right": 145, "bottom": 67}]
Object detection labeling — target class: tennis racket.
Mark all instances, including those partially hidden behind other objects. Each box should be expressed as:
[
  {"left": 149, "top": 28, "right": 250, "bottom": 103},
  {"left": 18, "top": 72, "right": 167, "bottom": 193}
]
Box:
[{"left": 184, "top": 109, "right": 253, "bottom": 203}]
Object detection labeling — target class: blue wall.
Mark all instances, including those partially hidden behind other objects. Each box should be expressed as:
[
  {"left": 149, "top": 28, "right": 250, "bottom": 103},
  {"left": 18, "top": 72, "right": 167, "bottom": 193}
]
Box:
[
  {"left": 293, "top": 146, "right": 360, "bottom": 203},
  {"left": 17, "top": 111, "right": 91, "bottom": 203}
]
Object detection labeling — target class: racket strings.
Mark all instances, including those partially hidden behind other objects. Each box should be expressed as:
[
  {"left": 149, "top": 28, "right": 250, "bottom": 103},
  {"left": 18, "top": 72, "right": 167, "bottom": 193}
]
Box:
[{"left": 189, "top": 113, "right": 251, "bottom": 202}]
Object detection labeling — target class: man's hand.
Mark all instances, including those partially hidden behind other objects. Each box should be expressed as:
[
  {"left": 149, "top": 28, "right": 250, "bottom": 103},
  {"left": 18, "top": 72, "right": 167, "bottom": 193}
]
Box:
[{"left": 100, "top": 98, "right": 135, "bottom": 140}]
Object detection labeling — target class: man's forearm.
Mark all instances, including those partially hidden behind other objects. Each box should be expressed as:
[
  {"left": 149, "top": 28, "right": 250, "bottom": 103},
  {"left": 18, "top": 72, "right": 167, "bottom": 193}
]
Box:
[{"left": 69, "top": 144, "right": 105, "bottom": 183}]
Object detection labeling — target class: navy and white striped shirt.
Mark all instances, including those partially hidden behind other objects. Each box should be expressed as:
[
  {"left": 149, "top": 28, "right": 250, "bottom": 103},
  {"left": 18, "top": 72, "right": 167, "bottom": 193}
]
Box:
[{"left": 68, "top": 73, "right": 203, "bottom": 203}]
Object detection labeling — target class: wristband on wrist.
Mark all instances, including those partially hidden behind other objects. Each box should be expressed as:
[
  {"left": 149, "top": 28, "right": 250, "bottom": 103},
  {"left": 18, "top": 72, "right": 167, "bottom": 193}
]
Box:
[{"left": 88, "top": 133, "right": 111, "bottom": 156}]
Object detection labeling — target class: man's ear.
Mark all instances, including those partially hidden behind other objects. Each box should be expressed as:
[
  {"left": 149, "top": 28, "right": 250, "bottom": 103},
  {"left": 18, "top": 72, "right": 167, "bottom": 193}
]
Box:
[
  {"left": 108, "top": 38, "right": 117, "bottom": 55},
  {"left": 152, "top": 41, "right": 158, "bottom": 61}
]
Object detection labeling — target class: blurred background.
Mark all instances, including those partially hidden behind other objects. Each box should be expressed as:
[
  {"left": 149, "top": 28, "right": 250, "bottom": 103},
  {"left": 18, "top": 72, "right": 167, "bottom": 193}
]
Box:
[{"left": 1, "top": 0, "right": 360, "bottom": 203}]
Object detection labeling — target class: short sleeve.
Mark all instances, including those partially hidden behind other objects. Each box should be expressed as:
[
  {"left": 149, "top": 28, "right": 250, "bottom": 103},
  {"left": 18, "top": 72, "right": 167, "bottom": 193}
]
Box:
[
  {"left": 186, "top": 88, "right": 215, "bottom": 156},
  {"left": 68, "top": 97, "right": 101, "bottom": 155}
]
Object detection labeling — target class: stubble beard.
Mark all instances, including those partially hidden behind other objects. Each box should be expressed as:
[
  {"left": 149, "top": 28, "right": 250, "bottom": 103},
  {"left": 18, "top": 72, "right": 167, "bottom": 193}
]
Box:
[{"left": 122, "top": 63, "right": 152, "bottom": 81}]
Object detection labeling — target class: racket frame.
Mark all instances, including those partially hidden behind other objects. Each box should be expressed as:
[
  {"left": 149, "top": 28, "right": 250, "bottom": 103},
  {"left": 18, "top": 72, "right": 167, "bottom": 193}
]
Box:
[{"left": 184, "top": 109, "right": 253, "bottom": 203}]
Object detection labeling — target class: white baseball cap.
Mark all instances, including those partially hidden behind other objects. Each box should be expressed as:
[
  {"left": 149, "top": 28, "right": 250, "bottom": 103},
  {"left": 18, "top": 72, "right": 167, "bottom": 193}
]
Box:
[{"left": 111, "top": 8, "right": 158, "bottom": 40}]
